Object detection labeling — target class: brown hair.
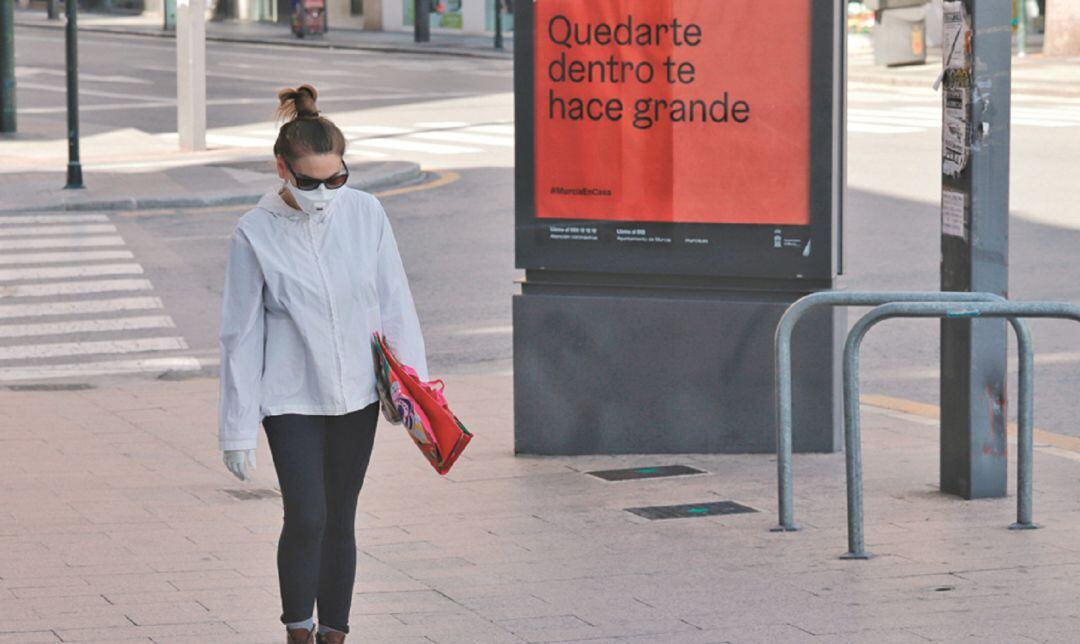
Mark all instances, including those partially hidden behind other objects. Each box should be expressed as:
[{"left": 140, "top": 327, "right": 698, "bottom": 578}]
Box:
[{"left": 273, "top": 84, "right": 346, "bottom": 162}]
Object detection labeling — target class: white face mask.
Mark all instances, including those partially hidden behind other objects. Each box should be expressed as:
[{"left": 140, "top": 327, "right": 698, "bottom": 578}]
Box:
[{"left": 284, "top": 179, "right": 341, "bottom": 217}]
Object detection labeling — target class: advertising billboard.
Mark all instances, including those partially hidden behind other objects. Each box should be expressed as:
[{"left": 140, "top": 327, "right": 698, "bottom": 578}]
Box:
[{"left": 515, "top": 0, "right": 843, "bottom": 279}]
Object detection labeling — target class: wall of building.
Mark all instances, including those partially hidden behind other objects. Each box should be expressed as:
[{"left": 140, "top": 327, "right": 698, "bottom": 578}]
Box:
[
  {"left": 375, "top": 0, "right": 513, "bottom": 35},
  {"left": 1046, "top": 0, "right": 1080, "bottom": 55}
]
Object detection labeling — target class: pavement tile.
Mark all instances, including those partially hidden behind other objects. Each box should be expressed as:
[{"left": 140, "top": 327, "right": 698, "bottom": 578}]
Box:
[
  {"left": 2, "top": 376, "right": 1080, "bottom": 640},
  {"left": 53, "top": 620, "right": 235, "bottom": 642},
  {"left": 0, "top": 632, "right": 64, "bottom": 643}
]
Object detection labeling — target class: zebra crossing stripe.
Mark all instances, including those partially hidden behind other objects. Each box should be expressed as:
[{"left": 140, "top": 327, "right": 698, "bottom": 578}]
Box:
[
  {"left": 414, "top": 121, "right": 470, "bottom": 128},
  {"left": 0, "top": 336, "right": 189, "bottom": 361},
  {"left": 0, "top": 279, "right": 154, "bottom": 299},
  {"left": 0, "top": 315, "right": 176, "bottom": 338},
  {"left": 0, "top": 296, "right": 164, "bottom": 320},
  {"left": 207, "top": 134, "right": 274, "bottom": 148},
  {"left": 0, "top": 263, "right": 144, "bottom": 282},
  {"left": 411, "top": 131, "right": 515, "bottom": 147},
  {"left": 848, "top": 111, "right": 940, "bottom": 127},
  {"left": 0, "top": 236, "right": 126, "bottom": 250},
  {"left": 848, "top": 123, "right": 922, "bottom": 135},
  {"left": 0, "top": 214, "right": 111, "bottom": 225},
  {"left": 340, "top": 125, "right": 411, "bottom": 136},
  {"left": 465, "top": 124, "right": 515, "bottom": 136},
  {"left": 357, "top": 138, "right": 482, "bottom": 155},
  {"left": 0, "top": 250, "right": 135, "bottom": 266},
  {"left": 345, "top": 149, "right": 391, "bottom": 160},
  {"left": 0, "top": 223, "right": 118, "bottom": 237},
  {"left": 0, "top": 356, "right": 202, "bottom": 382}
]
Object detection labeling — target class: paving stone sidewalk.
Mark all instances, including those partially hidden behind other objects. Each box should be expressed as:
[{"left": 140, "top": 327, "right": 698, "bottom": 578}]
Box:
[
  {"left": 0, "top": 160, "right": 423, "bottom": 213},
  {"left": 1, "top": 372, "right": 1079, "bottom": 643},
  {"left": 0, "top": 106, "right": 423, "bottom": 213},
  {"left": 847, "top": 34, "right": 1080, "bottom": 98},
  {"left": 14, "top": 9, "right": 512, "bottom": 59}
]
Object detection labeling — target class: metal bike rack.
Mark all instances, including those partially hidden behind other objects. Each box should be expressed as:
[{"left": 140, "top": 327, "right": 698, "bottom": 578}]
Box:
[
  {"left": 773, "top": 291, "right": 1006, "bottom": 532},
  {"left": 843, "top": 301, "right": 1080, "bottom": 559}
]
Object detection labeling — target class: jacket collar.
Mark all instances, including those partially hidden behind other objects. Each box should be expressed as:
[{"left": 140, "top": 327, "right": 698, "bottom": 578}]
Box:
[{"left": 257, "top": 188, "right": 339, "bottom": 224}]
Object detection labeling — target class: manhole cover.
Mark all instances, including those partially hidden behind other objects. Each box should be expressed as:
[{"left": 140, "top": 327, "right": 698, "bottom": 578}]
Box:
[
  {"left": 6, "top": 383, "right": 94, "bottom": 391},
  {"left": 223, "top": 488, "right": 281, "bottom": 501},
  {"left": 587, "top": 465, "right": 706, "bottom": 481},
  {"left": 626, "top": 501, "right": 758, "bottom": 520}
]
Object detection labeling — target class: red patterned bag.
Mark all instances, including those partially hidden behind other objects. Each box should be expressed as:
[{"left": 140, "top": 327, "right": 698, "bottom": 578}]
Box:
[{"left": 372, "top": 332, "right": 473, "bottom": 475}]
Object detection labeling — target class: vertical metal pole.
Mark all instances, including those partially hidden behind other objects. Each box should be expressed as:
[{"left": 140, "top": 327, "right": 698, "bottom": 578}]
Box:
[
  {"left": 176, "top": 0, "right": 206, "bottom": 151},
  {"left": 494, "top": 0, "right": 503, "bottom": 50},
  {"left": 0, "top": 0, "right": 15, "bottom": 133},
  {"left": 47, "top": 0, "right": 58, "bottom": 19},
  {"left": 413, "top": 0, "right": 429, "bottom": 42},
  {"left": 1009, "top": 317, "right": 1035, "bottom": 529},
  {"left": 841, "top": 319, "right": 871, "bottom": 560},
  {"left": 65, "top": 0, "right": 83, "bottom": 189},
  {"left": 1016, "top": 0, "right": 1027, "bottom": 57},
  {"left": 939, "top": 0, "right": 1010, "bottom": 500}
]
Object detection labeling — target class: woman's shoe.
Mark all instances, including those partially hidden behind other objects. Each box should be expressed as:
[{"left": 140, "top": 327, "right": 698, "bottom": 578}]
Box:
[
  {"left": 315, "top": 629, "right": 346, "bottom": 644},
  {"left": 286, "top": 625, "right": 315, "bottom": 644}
]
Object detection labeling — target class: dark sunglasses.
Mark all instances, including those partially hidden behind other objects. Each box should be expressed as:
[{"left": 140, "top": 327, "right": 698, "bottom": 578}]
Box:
[{"left": 283, "top": 157, "right": 350, "bottom": 191}]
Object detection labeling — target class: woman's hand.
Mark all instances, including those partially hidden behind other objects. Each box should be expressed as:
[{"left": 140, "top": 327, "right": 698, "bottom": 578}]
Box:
[{"left": 223, "top": 449, "right": 257, "bottom": 482}]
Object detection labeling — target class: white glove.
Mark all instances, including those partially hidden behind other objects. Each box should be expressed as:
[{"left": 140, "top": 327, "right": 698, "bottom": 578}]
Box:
[{"left": 223, "top": 449, "right": 256, "bottom": 482}]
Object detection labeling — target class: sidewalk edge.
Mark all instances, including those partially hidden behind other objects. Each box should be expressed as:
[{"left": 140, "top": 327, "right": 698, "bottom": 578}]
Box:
[
  {"left": 14, "top": 18, "right": 512, "bottom": 60},
  {"left": 0, "top": 163, "right": 423, "bottom": 213}
]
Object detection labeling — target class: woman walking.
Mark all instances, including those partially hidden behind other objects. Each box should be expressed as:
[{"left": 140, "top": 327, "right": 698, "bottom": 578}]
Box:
[{"left": 217, "top": 84, "right": 428, "bottom": 644}]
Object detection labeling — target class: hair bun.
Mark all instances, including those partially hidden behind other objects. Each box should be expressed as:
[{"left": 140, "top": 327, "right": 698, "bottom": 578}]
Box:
[{"left": 276, "top": 84, "right": 320, "bottom": 121}]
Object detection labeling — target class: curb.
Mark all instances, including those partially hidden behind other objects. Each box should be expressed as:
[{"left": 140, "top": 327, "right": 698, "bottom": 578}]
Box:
[
  {"left": 0, "top": 162, "right": 424, "bottom": 214},
  {"left": 849, "top": 71, "right": 1080, "bottom": 98},
  {"left": 15, "top": 18, "right": 513, "bottom": 60}
]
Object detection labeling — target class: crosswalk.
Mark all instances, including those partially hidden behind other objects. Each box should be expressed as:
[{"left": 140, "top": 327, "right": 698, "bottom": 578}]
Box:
[
  {"left": 0, "top": 213, "right": 201, "bottom": 383},
  {"left": 181, "top": 122, "right": 516, "bottom": 161},
  {"left": 849, "top": 103, "right": 1080, "bottom": 134},
  {"left": 205, "top": 111, "right": 1080, "bottom": 146}
]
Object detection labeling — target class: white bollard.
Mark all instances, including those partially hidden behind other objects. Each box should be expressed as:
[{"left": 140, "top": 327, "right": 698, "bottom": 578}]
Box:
[{"left": 176, "top": 0, "right": 206, "bottom": 152}]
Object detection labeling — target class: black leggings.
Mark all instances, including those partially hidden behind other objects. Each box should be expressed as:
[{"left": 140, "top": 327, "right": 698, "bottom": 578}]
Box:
[{"left": 262, "top": 402, "right": 380, "bottom": 635}]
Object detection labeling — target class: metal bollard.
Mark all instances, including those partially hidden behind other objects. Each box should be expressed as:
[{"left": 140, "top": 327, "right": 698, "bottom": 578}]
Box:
[
  {"left": 841, "top": 301, "right": 1080, "bottom": 559},
  {"left": 773, "top": 291, "right": 1006, "bottom": 533}
]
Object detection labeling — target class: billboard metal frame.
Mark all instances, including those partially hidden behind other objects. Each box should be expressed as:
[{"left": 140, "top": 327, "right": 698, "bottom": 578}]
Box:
[{"left": 514, "top": 0, "right": 845, "bottom": 281}]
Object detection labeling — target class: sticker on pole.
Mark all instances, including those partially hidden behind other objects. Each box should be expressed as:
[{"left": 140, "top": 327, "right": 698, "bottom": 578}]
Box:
[{"left": 942, "top": 188, "right": 967, "bottom": 241}]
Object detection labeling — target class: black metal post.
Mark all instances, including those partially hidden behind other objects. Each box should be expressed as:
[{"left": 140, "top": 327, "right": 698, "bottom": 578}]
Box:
[
  {"left": 47, "top": 0, "right": 59, "bottom": 20},
  {"left": 65, "top": 0, "right": 83, "bottom": 189},
  {"left": 493, "top": 0, "right": 503, "bottom": 50},
  {"left": 939, "top": 1, "right": 1010, "bottom": 498},
  {"left": 1, "top": 0, "right": 15, "bottom": 133},
  {"left": 413, "top": 0, "right": 429, "bottom": 43}
]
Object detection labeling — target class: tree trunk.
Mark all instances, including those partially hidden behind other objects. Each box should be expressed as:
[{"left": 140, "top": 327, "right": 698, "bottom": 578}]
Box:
[{"left": 1046, "top": 0, "right": 1080, "bottom": 55}]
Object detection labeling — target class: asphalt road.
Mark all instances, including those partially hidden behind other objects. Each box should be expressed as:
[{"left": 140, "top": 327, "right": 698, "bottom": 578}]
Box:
[
  {"left": 13, "top": 29, "right": 511, "bottom": 134},
  {"left": 7, "top": 29, "right": 1080, "bottom": 438}
]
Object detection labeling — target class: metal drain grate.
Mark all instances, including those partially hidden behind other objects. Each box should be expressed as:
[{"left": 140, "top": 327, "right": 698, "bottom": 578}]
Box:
[
  {"left": 587, "top": 465, "right": 707, "bottom": 481},
  {"left": 626, "top": 501, "right": 758, "bottom": 520},
  {"left": 223, "top": 488, "right": 281, "bottom": 501}
]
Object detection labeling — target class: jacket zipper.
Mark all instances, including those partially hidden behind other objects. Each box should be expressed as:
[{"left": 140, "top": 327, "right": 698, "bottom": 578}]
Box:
[{"left": 305, "top": 217, "right": 347, "bottom": 406}]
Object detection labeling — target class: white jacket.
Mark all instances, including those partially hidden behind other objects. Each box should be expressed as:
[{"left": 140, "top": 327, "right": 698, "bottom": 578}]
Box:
[{"left": 218, "top": 186, "right": 428, "bottom": 451}]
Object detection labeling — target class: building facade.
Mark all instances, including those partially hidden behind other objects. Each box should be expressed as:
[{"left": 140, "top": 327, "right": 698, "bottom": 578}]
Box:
[{"left": 208, "top": 0, "right": 514, "bottom": 35}]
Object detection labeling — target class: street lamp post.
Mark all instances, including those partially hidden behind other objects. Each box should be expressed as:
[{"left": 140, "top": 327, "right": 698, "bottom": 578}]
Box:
[
  {"left": 65, "top": 0, "right": 83, "bottom": 189},
  {"left": 414, "top": 0, "right": 429, "bottom": 43},
  {"left": 494, "top": 0, "right": 503, "bottom": 50},
  {"left": 1, "top": 0, "right": 15, "bottom": 133},
  {"left": 1017, "top": 0, "right": 1027, "bottom": 57}
]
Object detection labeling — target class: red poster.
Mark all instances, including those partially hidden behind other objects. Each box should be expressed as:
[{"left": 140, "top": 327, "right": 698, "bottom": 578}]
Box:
[{"left": 535, "top": 0, "right": 812, "bottom": 225}]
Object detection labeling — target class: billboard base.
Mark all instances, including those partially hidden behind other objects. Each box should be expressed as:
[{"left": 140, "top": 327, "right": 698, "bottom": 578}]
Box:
[{"left": 512, "top": 274, "right": 843, "bottom": 455}]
